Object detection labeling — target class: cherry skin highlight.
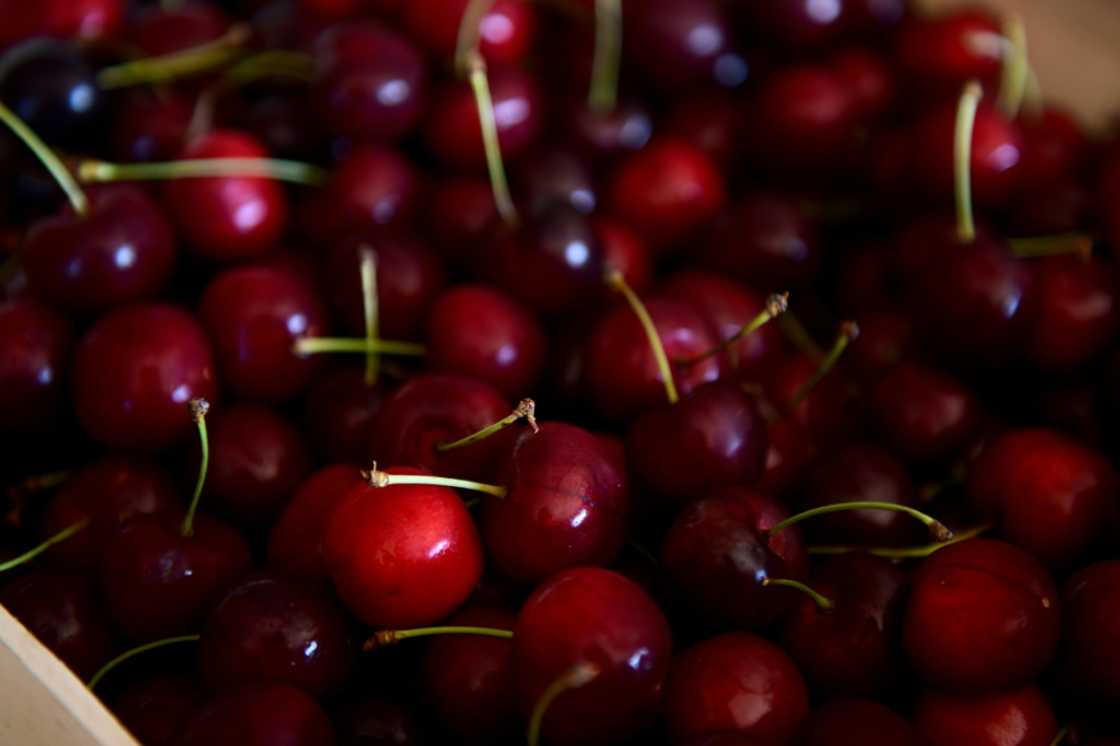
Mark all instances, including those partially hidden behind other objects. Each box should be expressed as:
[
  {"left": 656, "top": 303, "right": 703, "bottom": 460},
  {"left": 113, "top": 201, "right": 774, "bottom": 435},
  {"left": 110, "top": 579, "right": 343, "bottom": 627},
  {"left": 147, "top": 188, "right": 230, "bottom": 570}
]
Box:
[{"left": 914, "top": 686, "right": 1058, "bottom": 746}]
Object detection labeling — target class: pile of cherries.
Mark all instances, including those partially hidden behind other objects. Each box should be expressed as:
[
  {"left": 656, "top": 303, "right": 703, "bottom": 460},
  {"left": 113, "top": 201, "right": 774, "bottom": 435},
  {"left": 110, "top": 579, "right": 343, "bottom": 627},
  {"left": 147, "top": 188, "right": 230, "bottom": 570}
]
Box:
[{"left": 3, "top": 0, "right": 1120, "bottom": 744}]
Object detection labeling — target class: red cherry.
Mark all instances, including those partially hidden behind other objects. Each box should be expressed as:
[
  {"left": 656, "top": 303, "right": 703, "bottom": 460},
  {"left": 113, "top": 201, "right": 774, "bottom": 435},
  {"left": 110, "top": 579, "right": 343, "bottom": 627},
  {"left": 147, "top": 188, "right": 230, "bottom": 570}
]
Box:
[
  {"left": 514, "top": 146, "right": 597, "bottom": 217},
  {"left": 663, "top": 93, "right": 746, "bottom": 167},
  {"left": 43, "top": 0, "right": 123, "bottom": 42},
  {"left": 267, "top": 465, "right": 364, "bottom": 583},
  {"left": 302, "top": 366, "right": 386, "bottom": 465},
  {"left": 429, "top": 177, "right": 498, "bottom": 265},
  {"left": 802, "top": 699, "right": 918, "bottom": 746},
  {"left": 334, "top": 693, "right": 424, "bottom": 746},
  {"left": 199, "top": 265, "right": 328, "bottom": 403},
  {"left": 112, "top": 675, "right": 202, "bottom": 746},
  {"left": 402, "top": 0, "right": 535, "bottom": 68},
  {"left": 514, "top": 567, "right": 672, "bottom": 746},
  {"left": 164, "top": 130, "right": 288, "bottom": 263},
  {"left": 847, "top": 309, "right": 913, "bottom": 379},
  {"left": 895, "top": 10, "right": 1002, "bottom": 101},
  {"left": 914, "top": 687, "right": 1058, "bottom": 746},
  {"left": 869, "top": 361, "right": 981, "bottom": 464},
  {"left": 567, "top": 98, "right": 653, "bottom": 160},
  {"left": 902, "top": 538, "right": 1059, "bottom": 691},
  {"left": 128, "top": 3, "right": 230, "bottom": 56},
  {"left": 0, "top": 298, "right": 72, "bottom": 434},
  {"left": 111, "top": 89, "right": 192, "bottom": 163},
  {"left": 764, "top": 350, "right": 857, "bottom": 443},
  {"left": 832, "top": 48, "right": 895, "bottom": 120},
  {"left": 1024, "top": 255, "right": 1117, "bottom": 371},
  {"left": 72, "top": 304, "right": 217, "bottom": 450},
  {"left": 665, "top": 632, "right": 809, "bottom": 745},
  {"left": 1060, "top": 561, "right": 1120, "bottom": 703},
  {"left": 625, "top": 0, "right": 747, "bottom": 90},
  {"left": 596, "top": 217, "right": 652, "bottom": 295},
  {"left": 741, "top": 0, "right": 849, "bottom": 49},
  {"left": 176, "top": 684, "right": 336, "bottom": 746},
  {"left": 324, "top": 466, "right": 483, "bottom": 627},
  {"left": 757, "top": 416, "right": 817, "bottom": 496},
  {"left": 1012, "top": 178, "right": 1092, "bottom": 236},
  {"left": 1018, "top": 107, "right": 1089, "bottom": 192}
]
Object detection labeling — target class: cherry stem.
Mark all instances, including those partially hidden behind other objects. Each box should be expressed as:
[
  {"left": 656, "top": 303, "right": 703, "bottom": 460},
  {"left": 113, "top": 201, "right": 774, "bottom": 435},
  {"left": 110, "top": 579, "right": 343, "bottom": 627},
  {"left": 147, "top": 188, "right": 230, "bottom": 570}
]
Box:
[
  {"left": 955, "top": 80, "right": 984, "bottom": 244},
  {"left": 1010, "top": 234, "right": 1093, "bottom": 260},
  {"left": 788, "top": 321, "right": 858, "bottom": 408},
  {"left": 0, "top": 101, "right": 88, "bottom": 215},
  {"left": 997, "top": 15, "right": 1028, "bottom": 118},
  {"left": 363, "top": 625, "right": 513, "bottom": 652},
  {"left": 222, "top": 50, "right": 315, "bottom": 87},
  {"left": 777, "top": 310, "right": 823, "bottom": 360},
  {"left": 87, "top": 635, "right": 200, "bottom": 690},
  {"left": 454, "top": 0, "right": 496, "bottom": 75},
  {"left": 588, "top": 0, "right": 622, "bottom": 113},
  {"left": 0, "top": 519, "right": 90, "bottom": 574},
  {"left": 606, "top": 268, "right": 679, "bottom": 405},
  {"left": 807, "top": 524, "right": 989, "bottom": 559},
  {"left": 762, "top": 577, "right": 834, "bottom": 611},
  {"left": 679, "top": 292, "right": 788, "bottom": 366},
  {"left": 293, "top": 337, "right": 426, "bottom": 357},
  {"left": 527, "top": 662, "right": 600, "bottom": 746},
  {"left": 359, "top": 247, "right": 381, "bottom": 386},
  {"left": 77, "top": 157, "right": 327, "bottom": 187},
  {"left": 1049, "top": 726, "right": 1069, "bottom": 746},
  {"left": 1023, "top": 66, "right": 1043, "bottom": 117},
  {"left": 768, "top": 500, "right": 953, "bottom": 542},
  {"left": 96, "top": 24, "right": 251, "bottom": 90},
  {"left": 180, "top": 399, "right": 210, "bottom": 539},
  {"left": 362, "top": 462, "right": 507, "bottom": 499},
  {"left": 436, "top": 399, "right": 538, "bottom": 452},
  {"left": 6, "top": 470, "right": 69, "bottom": 497},
  {"left": 465, "top": 51, "right": 518, "bottom": 227}
]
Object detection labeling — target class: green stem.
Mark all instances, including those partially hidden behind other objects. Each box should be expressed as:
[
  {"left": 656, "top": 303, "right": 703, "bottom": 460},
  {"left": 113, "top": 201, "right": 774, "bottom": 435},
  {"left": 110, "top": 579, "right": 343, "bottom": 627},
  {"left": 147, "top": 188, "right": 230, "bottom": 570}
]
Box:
[
  {"left": 1010, "top": 234, "right": 1092, "bottom": 260},
  {"left": 465, "top": 52, "right": 518, "bottom": 227},
  {"left": 0, "top": 519, "right": 90, "bottom": 573},
  {"left": 77, "top": 157, "right": 327, "bottom": 187},
  {"left": 807, "top": 525, "right": 990, "bottom": 559},
  {"left": 437, "top": 399, "right": 538, "bottom": 452},
  {"left": 778, "top": 311, "right": 823, "bottom": 360},
  {"left": 363, "top": 463, "right": 507, "bottom": 499},
  {"left": 293, "top": 337, "right": 426, "bottom": 357},
  {"left": 1048, "top": 726, "right": 1068, "bottom": 746},
  {"left": 96, "top": 25, "right": 251, "bottom": 90},
  {"left": 588, "top": 0, "right": 622, "bottom": 113},
  {"left": 769, "top": 501, "right": 952, "bottom": 542},
  {"left": 222, "top": 50, "right": 315, "bottom": 86},
  {"left": 364, "top": 625, "right": 513, "bottom": 651},
  {"left": 527, "top": 663, "right": 600, "bottom": 746},
  {"left": 762, "top": 577, "right": 834, "bottom": 610},
  {"left": 0, "top": 102, "right": 88, "bottom": 215},
  {"left": 454, "top": 0, "right": 497, "bottom": 76},
  {"left": 997, "top": 15, "right": 1028, "bottom": 118},
  {"left": 87, "top": 635, "right": 200, "bottom": 690},
  {"left": 359, "top": 248, "right": 381, "bottom": 386},
  {"left": 180, "top": 399, "right": 210, "bottom": 538},
  {"left": 607, "top": 269, "right": 679, "bottom": 404},
  {"left": 955, "top": 81, "right": 984, "bottom": 244},
  {"left": 789, "top": 321, "right": 858, "bottom": 408},
  {"left": 678, "top": 292, "right": 788, "bottom": 367}
]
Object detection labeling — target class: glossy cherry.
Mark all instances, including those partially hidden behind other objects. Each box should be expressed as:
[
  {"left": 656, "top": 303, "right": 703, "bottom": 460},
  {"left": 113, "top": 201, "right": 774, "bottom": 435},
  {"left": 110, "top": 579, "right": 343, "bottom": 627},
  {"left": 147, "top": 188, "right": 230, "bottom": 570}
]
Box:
[
  {"left": 403, "top": 0, "right": 535, "bottom": 68},
  {"left": 43, "top": 0, "right": 124, "bottom": 42},
  {"left": 625, "top": 0, "right": 747, "bottom": 90},
  {"left": 1059, "top": 561, "right": 1120, "bottom": 703},
  {"left": 903, "top": 538, "right": 1060, "bottom": 691},
  {"left": 514, "top": 146, "right": 597, "bottom": 217},
  {"left": 802, "top": 699, "right": 918, "bottom": 746},
  {"left": 869, "top": 361, "right": 981, "bottom": 464},
  {"left": 176, "top": 684, "right": 336, "bottom": 746},
  {"left": 1025, "top": 255, "right": 1117, "bottom": 371},
  {"left": 665, "top": 632, "right": 809, "bottom": 745},
  {"left": 513, "top": 567, "right": 672, "bottom": 746},
  {"left": 914, "top": 687, "right": 1058, "bottom": 746},
  {"left": 71, "top": 304, "right": 217, "bottom": 450},
  {"left": 0, "top": 298, "right": 72, "bottom": 434},
  {"left": 596, "top": 216, "right": 652, "bottom": 295},
  {"left": 111, "top": 89, "right": 192, "bottom": 164},
  {"left": 112, "top": 675, "right": 202, "bottom": 746},
  {"left": 267, "top": 465, "right": 363, "bottom": 583},
  {"left": 741, "top": 0, "right": 850, "bottom": 49},
  {"left": 895, "top": 9, "right": 1003, "bottom": 100},
  {"left": 303, "top": 366, "right": 386, "bottom": 465}
]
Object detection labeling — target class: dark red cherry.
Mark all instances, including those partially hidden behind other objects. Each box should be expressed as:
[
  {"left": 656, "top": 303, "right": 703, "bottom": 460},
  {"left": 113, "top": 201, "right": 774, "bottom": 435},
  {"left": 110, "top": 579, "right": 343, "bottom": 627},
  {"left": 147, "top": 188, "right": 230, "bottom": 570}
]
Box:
[
  {"left": 661, "top": 486, "right": 808, "bottom": 630},
  {"left": 895, "top": 9, "right": 1003, "bottom": 99},
  {"left": 626, "top": 380, "right": 768, "bottom": 508},
  {"left": 625, "top": 0, "right": 747, "bottom": 90},
  {"left": 112, "top": 89, "right": 192, "bottom": 163},
  {"left": 847, "top": 309, "right": 912, "bottom": 379},
  {"left": 568, "top": 98, "right": 653, "bottom": 160},
  {"left": 200, "top": 574, "right": 354, "bottom": 697},
  {"left": 100, "top": 514, "right": 251, "bottom": 641},
  {"left": 334, "top": 693, "right": 425, "bottom": 746},
  {"left": 426, "top": 284, "right": 545, "bottom": 398},
  {"left": 165, "top": 130, "right": 288, "bottom": 263},
  {"left": 869, "top": 361, "right": 980, "bottom": 464},
  {"left": 1060, "top": 561, "right": 1120, "bottom": 703},
  {"left": 403, "top": 0, "right": 535, "bottom": 68},
  {"left": 832, "top": 48, "right": 895, "bottom": 120},
  {"left": 903, "top": 539, "right": 1059, "bottom": 691},
  {"left": 1012, "top": 178, "right": 1092, "bottom": 236},
  {"left": 968, "top": 428, "right": 1118, "bottom": 568},
  {"left": 369, "top": 373, "right": 511, "bottom": 480},
  {"left": 584, "top": 296, "right": 723, "bottom": 422},
  {"left": 312, "top": 21, "right": 427, "bottom": 143},
  {"left": 608, "top": 138, "right": 725, "bottom": 253},
  {"left": 324, "top": 466, "right": 483, "bottom": 627},
  {"left": 303, "top": 367, "right": 386, "bottom": 465},
  {"left": 268, "top": 465, "right": 363, "bottom": 583},
  {"left": 42, "top": 456, "right": 180, "bottom": 568},
  {"left": 24, "top": 184, "right": 176, "bottom": 315},
  {"left": 176, "top": 684, "right": 336, "bottom": 746},
  {"left": 843, "top": 0, "right": 908, "bottom": 36},
  {"left": 199, "top": 265, "right": 328, "bottom": 403},
  {"left": 758, "top": 416, "right": 817, "bottom": 497},
  {"left": 764, "top": 351, "right": 857, "bottom": 443},
  {"left": 113, "top": 675, "right": 203, "bottom": 746},
  {"left": 128, "top": 2, "right": 229, "bottom": 56},
  {"left": 0, "top": 571, "right": 113, "bottom": 679},
  {"left": 429, "top": 177, "right": 497, "bottom": 265},
  {"left": 663, "top": 93, "right": 745, "bottom": 167},
  {"left": 514, "top": 567, "right": 671, "bottom": 746},
  {"left": 802, "top": 699, "right": 918, "bottom": 746},
  {"left": 783, "top": 553, "right": 908, "bottom": 697},
  {"left": 515, "top": 146, "right": 597, "bottom": 217},
  {"left": 1018, "top": 107, "right": 1089, "bottom": 191},
  {"left": 72, "top": 304, "right": 217, "bottom": 450},
  {"left": 422, "top": 606, "right": 516, "bottom": 744},
  {"left": 596, "top": 217, "right": 652, "bottom": 295},
  {"left": 914, "top": 687, "right": 1058, "bottom": 746},
  {"left": 424, "top": 68, "right": 543, "bottom": 171},
  {"left": 482, "top": 422, "right": 629, "bottom": 583},
  {"left": 665, "top": 633, "right": 809, "bottom": 745},
  {"left": 740, "top": 0, "right": 848, "bottom": 49},
  {"left": 1025, "top": 256, "right": 1117, "bottom": 371},
  {"left": 0, "top": 298, "right": 72, "bottom": 434}
]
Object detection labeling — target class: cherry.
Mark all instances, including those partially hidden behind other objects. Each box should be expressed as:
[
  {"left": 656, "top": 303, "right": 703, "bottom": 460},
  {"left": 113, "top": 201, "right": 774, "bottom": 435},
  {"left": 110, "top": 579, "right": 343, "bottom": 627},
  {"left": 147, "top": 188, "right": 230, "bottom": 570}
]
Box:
[
  {"left": 43, "top": 0, "right": 124, "bottom": 42},
  {"left": 324, "top": 466, "right": 483, "bottom": 627},
  {"left": 665, "top": 632, "right": 809, "bottom": 745},
  {"left": 176, "top": 684, "right": 336, "bottom": 746},
  {"left": 1018, "top": 107, "right": 1089, "bottom": 192},
  {"left": 164, "top": 130, "right": 289, "bottom": 263},
  {"left": 832, "top": 47, "right": 896, "bottom": 120},
  {"left": 481, "top": 422, "right": 629, "bottom": 583},
  {"left": 422, "top": 606, "right": 517, "bottom": 744},
  {"left": 567, "top": 98, "right": 653, "bottom": 160},
  {"left": 113, "top": 675, "right": 203, "bottom": 746},
  {"left": 914, "top": 686, "right": 1058, "bottom": 746},
  {"left": 626, "top": 380, "right": 768, "bottom": 509},
  {"left": 0, "top": 298, "right": 72, "bottom": 434},
  {"left": 426, "top": 284, "right": 545, "bottom": 397},
  {"left": 625, "top": 0, "right": 747, "bottom": 90},
  {"left": 334, "top": 693, "right": 426, "bottom": 746},
  {"left": 424, "top": 68, "right": 543, "bottom": 171},
  {"left": 895, "top": 9, "right": 1003, "bottom": 100},
  {"left": 312, "top": 21, "right": 427, "bottom": 143},
  {"left": 741, "top": 0, "right": 849, "bottom": 50},
  {"left": 661, "top": 486, "right": 808, "bottom": 630},
  {"left": 429, "top": 176, "right": 498, "bottom": 265},
  {"left": 782, "top": 553, "right": 907, "bottom": 697},
  {"left": 847, "top": 308, "right": 912, "bottom": 379},
  {"left": 802, "top": 699, "right": 918, "bottom": 746},
  {"left": 42, "top": 456, "right": 180, "bottom": 568},
  {"left": 1012, "top": 178, "right": 1092, "bottom": 236},
  {"left": 199, "top": 573, "right": 354, "bottom": 697},
  {"left": 23, "top": 184, "right": 176, "bottom": 315},
  {"left": 303, "top": 366, "right": 386, "bottom": 465},
  {"left": 513, "top": 567, "right": 671, "bottom": 746},
  {"left": 515, "top": 146, "right": 597, "bottom": 217},
  {"left": 199, "top": 264, "right": 328, "bottom": 403},
  {"left": 267, "top": 465, "right": 364, "bottom": 583},
  {"left": 869, "top": 361, "right": 981, "bottom": 464},
  {"left": 596, "top": 216, "right": 652, "bottom": 295},
  {"left": 369, "top": 373, "right": 512, "bottom": 480},
  {"left": 663, "top": 93, "right": 746, "bottom": 167},
  {"left": 72, "top": 304, "right": 217, "bottom": 450},
  {"left": 1024, "top": 255, "right": 1117, "bottom": 371},
  {"left": 903, "top": 538, "right": 1059, "bottom": 691},
  {"left": 608, "top": 137, "right": 725, "bottom": 253},
  {"left": 0, "top": 571, "right": 113, "bottom": 679},
  {"left": 127, "top": 2, "right": 231, "bottom": 56},
  {"left": 403, "top": 0, "right": 535, "bottom": 68},
  {"left": 1059, "top": 561, "right": 1120, "bottom": 703},
  {"left": 111, "top": 89, "right": 192, "bottom": 163},
  {"left": 764, "top": 347, "right": 858, "bottom": 443}
]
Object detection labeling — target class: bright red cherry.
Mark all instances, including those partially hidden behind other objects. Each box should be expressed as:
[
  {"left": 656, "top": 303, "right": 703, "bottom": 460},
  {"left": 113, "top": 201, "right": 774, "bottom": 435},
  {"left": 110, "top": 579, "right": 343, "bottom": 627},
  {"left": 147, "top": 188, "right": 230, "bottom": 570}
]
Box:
[
  {"left": 895, "top": 9, "right": 1003, "bottom": 100},
  {"left": 71, "top": 304, "right": 217, "bottom": 450},
  {"left": 514, "top": 567, "right": 672, "bottom": 746},
  {"left": 176, "top": 684, "right": 336, "bottom": 746},
  {"left": 914, "top": 687, "right": 1058, "bottom": 746},
  {"left": 267, "top": 465, "right": 364, "bottom": 583},
  {"left": 0, "top": 298, "right": 72, "bottom": 434},
  {"left": 112, "top": 675, "right": 202, "bottom": 746},
  {"left": 302, "top": 366, "right": 386, "bottom": 465},
  {"left": 403, "top": 0, "right": 535, "bottom": 68},
  {"left": 802, "top": 699, "right": 918, "bottom": 746},
  {"left": 665, "top": 633, "right": 809, "bottom": 745},
  {"left": 1025, "top": 255, "right": 1117, "bottom": 371},
  {"left": 1060, "top": 561, "right": 1120, "bottom": 703},
  {"left": 44, "top": 0, "right": 123, "bottom": 42},
  {"left": 903, "top": 539, "right": 1060, "bottom": 691}
]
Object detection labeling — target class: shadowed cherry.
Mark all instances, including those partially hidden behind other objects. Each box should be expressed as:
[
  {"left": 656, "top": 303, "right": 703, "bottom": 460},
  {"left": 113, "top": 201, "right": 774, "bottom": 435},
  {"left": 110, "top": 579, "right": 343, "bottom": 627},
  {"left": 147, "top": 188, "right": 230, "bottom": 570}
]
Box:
[
  {"left": 597, "top": 217, "right": 652, "bottom": 295},
  {"left": 514, "top": 146, "right": 597, "bottom": 217},
  {"left": 894, "top": 9, "right": 1003, "bottom": 100},
  {"left": 914, "top": 687, "right": 1058, "bottom": 746},
  {"left": 1018, "top": 107, "right": 1089, "bottom": 191},
  {"left": 429, "top": 176, "right": 498, "bottom": 266},
  {"left": 1060, "top": 561, "right": 1120, "bottom": 704},
  {"left": 334, "top": 693, "right": 425, "bottom": 746},
  {"left": 0, "top": 298, "right": 72, "bottom": 434},
  {"left": 832, "top": 48, "right": 896, "bottom": 120},
  {"left": 802, "top": 699, "right": 918, "bottom": 746},
  {"left": 267, "top": 465, "right": 364, "bottom": 583},
  {"left": 112, "top": 675, "right": 202, "bottom": 746},
  {"left": 176, "top": 684, "right": 336, "bottom": 746},
  {"left": 112, "top": 89, "right": 192, "bottom": 163},
  {"left": 664, "top": 93, "right": 745, "bottom": 167},
  {"left": 127, "top": 2, "right": 230, "bottom": 56},
  {"left": 625, "top": 0, "right": 747, "bottom": 90},
  {"left": 403, "top": 0, "right": 535, "bottom": 68},
  {"left": 1025, "top": 255, "right": 1117, "bottom": 371},
  {"left": 568, "top": 98, "right": 653, "bottom": 160},
  {"left": 303, "top": 367, "right": 386, "bottom": 465}
]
